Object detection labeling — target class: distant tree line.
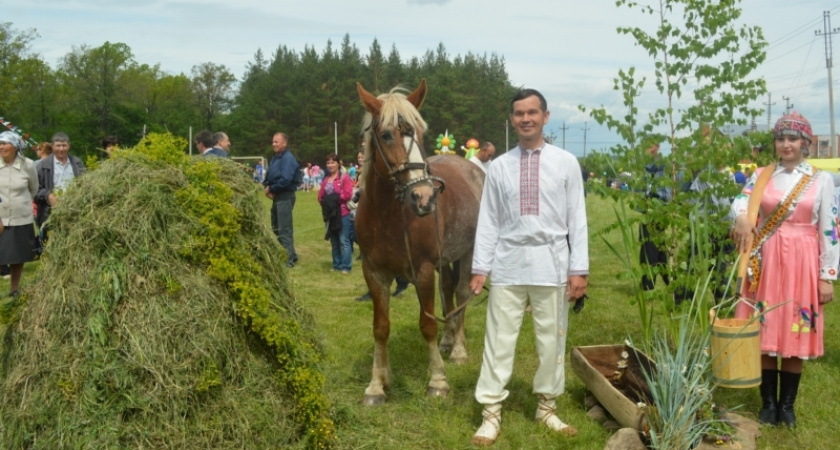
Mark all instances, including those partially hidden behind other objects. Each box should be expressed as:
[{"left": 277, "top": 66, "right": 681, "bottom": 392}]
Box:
[{"left": 1, "top": 23, "right": 519, "bottom": 165}]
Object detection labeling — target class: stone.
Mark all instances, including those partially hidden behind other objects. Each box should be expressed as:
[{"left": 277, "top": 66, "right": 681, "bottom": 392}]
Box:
[
  {"left": 584, "top": 394, "right": 600, "bottom": 410},
  {"left": 603, "top": 420, "right": 622, "bottom": 432},
  {"left": 587, "top": 405, "right": 608, "bottom": 423},
  {"left": 696, "top": 413, "right": 760, "bottom": 450},
  {"left": 603, "top": 428, "right": 646, "bottom": 450}
]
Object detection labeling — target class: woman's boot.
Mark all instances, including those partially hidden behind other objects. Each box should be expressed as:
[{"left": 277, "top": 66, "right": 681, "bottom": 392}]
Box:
[
  {"left": 777, "top": 371, "right": 801, "bottom": 427},
  {"left": 758, "top": 369, "right": 778, "bottom": 425}
]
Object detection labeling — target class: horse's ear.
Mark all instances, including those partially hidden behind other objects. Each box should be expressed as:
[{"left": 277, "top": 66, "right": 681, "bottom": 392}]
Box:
[
  {"left": 357, "top": 82, "right": 381, "bottom": 117},
  {"left": 406, "top": 79, "right": 427, "bottom": 110}
]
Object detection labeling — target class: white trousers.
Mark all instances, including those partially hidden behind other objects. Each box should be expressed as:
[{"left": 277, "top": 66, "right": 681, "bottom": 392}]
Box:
[{"left": 475, "top": 285, "right": 570, "bottom": 405}]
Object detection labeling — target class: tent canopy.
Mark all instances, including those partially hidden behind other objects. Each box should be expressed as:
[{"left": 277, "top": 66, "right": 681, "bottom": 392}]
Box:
[{"left": 808, "top": 158, "right": 840, "bottom": 172}]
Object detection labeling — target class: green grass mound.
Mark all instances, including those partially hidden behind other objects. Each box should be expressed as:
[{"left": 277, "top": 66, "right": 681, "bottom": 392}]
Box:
[{"left": 0, "top": 134, "right": 333, "bottom": 449}]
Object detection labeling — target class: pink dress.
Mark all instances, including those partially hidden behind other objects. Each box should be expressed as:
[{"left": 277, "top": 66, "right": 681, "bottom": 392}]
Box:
[{"left": 736, "top": 172, "right": 826, "bottom": 358}]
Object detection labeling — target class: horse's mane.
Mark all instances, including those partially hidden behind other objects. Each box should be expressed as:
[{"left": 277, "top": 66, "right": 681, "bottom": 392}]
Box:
[{"left": 359, "top": 86, "right": 428, "bottom": 189}]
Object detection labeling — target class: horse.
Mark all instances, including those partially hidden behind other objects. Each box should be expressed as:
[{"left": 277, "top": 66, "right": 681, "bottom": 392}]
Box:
[{"left": 355, "top": 79, "right": 484, "bottom": 405}]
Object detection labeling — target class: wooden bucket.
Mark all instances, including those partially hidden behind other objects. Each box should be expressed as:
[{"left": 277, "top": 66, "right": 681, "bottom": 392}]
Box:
[{"left": 709, "top": 310, "right": 760, "bottom": 388}]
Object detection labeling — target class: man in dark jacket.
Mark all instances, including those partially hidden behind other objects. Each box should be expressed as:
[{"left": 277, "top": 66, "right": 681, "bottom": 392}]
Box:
[
  {"left": 209, "top": 131, "right": 232, "bottom": 158},
  {"left": 263, "top": 132, "right": 300, "bottom": 267},
  {"left": 35, "top": 132, "right": 86, "bottom": 228}
]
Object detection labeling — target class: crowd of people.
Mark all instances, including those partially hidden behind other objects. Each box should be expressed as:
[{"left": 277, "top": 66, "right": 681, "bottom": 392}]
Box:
[
  {"left": 1, "top": 89, "right": 834, "bottom": 446},
  {"left": 0, "top": 131, "right": 87, "bottom": 297},
  {"left": 193, "top": 129, "right": 232, "bottom": 158}
]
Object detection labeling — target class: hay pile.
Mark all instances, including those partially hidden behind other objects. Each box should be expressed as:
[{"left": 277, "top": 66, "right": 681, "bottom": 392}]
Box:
[{"left": 0, "top": 135, "right": 331, "bottom": 449}]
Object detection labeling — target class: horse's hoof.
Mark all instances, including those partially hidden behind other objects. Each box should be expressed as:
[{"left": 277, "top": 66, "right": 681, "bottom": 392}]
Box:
[
  {"left": 426, "top": 386, "right": 450, "bottom": 398},
  {"left": 362, "top": 394, "right": 386, "bottom": 406}
]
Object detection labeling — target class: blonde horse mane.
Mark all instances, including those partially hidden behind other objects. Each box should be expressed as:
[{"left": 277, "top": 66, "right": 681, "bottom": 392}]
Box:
[{"left": 359, "top": 86, "right": 428, "bottom": 189}]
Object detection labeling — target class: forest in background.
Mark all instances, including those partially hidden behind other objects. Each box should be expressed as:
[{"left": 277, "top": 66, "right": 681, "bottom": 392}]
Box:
[{"left": 1, "top": 22, "right": 519, "bottom": 165}]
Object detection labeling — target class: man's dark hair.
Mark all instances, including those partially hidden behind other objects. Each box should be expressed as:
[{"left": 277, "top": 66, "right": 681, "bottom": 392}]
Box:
[
  {"left": 195, "top": 130, "right": 213, "bottom": 148},
  {"left": 101, "top": 135, "right": 119, "bottom": 149},
  {"left": 212, "top": 131, "right": 227, "bottom": 146},
  {"left": 510, "top": 89, "right": 547, "bottom": 114}
]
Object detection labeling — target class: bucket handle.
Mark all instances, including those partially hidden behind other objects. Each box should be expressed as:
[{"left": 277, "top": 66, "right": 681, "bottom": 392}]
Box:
[{"left": 710, "top": 302, "right": 759, "bottom": 326}]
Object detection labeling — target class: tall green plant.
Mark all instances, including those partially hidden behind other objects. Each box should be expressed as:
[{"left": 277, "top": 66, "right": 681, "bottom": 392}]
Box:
[
  {"left": 630, "top": 267, "right": 739, "bottom": 449},
  {"left": 600, "top": 198, "right": 660, "bottom": 345},
  {"left": 582, "top": 0, "right": 767, "bottom": 322}
]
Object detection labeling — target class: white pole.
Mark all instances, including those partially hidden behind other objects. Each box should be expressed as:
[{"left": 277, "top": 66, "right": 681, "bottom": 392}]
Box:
[
  {"left": 334, "top": 122, "right": 338, "bottom": 155},
  {"left": 828, "top": 63, "right": 837, "bottom": 158},
  {"left": 189, "top": 126, "right": 193, "bottom": 156},
  {"left": 817, "top": 10, "right": 839, "bottom": 157}
]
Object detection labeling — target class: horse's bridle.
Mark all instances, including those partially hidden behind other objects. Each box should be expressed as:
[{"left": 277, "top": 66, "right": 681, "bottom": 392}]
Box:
[{"left": 366, "top": 115, "right": 445, "bottom": 202}]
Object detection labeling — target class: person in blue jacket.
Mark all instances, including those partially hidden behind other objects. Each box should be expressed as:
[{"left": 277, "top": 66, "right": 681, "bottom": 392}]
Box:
[{"left": 263, "top": 132, "right": 301, "bottom": 267}]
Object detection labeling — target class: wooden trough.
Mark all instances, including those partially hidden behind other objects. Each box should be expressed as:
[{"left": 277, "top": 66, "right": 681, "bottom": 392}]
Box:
[{"left": 570, "top": 344, "right": 656, "bottom": 431}]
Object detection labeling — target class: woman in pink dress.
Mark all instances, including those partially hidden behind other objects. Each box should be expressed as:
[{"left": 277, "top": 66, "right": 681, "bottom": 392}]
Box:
[{"left": 732, "top": 112, "right": 838, "bottom": 427}]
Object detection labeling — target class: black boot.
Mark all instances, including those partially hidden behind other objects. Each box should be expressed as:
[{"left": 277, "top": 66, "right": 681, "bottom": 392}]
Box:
[
  {"left": 758, "top": 369, "right": 778, "bottom": 425},
  {"left": 777, "top": 371, "right": 801, "bottom": 427}
]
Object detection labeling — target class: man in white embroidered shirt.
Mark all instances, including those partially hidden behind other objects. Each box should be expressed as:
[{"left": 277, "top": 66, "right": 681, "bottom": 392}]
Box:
[{"left": 469, "top": 89, "right": 589, "bottom": 446}]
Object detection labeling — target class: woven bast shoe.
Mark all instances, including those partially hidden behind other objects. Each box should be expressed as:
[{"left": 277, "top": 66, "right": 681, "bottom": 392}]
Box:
[
  {"left": 535, "top": 395, "right": 577, "bottom": 437},
  {"left": 471, "top": 403, "right": 502, "bottom": 446}
]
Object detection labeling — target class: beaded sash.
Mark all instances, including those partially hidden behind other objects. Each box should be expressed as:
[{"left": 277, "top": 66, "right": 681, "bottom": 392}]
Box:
[{"left": 747, "top": 170, "right": 819, "bottom": 291}]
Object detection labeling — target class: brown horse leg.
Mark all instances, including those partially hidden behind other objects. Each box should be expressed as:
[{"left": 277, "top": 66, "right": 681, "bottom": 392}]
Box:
[
  {"left": 438, "top": 263, "right": 467, "bottom": 364},
  {"left": 416, "top": 265, "right": 450, "bottom": 398},
  {"left": 449, "top": 256, "right": 472, "bottom": 364},
  {"left": 363, "top": 263, "right": 393, "bottom": 406},
  {"left": 438, "top": 264, "right": 456, "bottom": 354}
]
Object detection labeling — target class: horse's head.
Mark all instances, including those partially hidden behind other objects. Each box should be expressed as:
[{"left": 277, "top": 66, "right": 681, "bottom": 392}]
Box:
[{"left": 357, "top": 79, "right": 441, "bottom": 217}]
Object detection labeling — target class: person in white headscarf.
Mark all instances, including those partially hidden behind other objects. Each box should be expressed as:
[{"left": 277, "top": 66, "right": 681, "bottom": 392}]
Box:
[{"left": 0, "top": 131, "right": 38, "bottom": 297}]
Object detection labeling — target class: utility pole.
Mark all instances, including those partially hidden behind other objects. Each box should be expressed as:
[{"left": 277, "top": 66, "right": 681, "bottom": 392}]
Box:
[
  {"left": 816, "top": 10, "right": 839, "bottom": 158},
  {"left": 582, "top": 122, "right": 590, "bottom": 158},
  {"left": 782, "top": 96, "right": 794, "bottom": 115},
  {"left": 559, "top": 121, "right": 569, "bottom": 149},
  {"left": 763, "top": 93, "right": 776, "bottom": 130}
]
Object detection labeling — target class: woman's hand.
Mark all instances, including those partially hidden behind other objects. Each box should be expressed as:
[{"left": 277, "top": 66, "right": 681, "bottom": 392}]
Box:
[
  {"left": 819, "top": 280, "right": 834, "bottom": 304},
  {"left": 732, "top": 214, "right": 756, "bottom": 253}
]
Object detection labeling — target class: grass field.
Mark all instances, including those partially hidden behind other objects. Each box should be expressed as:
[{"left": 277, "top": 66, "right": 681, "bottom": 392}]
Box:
[{"left": 4, "top": 190, "right": 838, "bottom": 449}]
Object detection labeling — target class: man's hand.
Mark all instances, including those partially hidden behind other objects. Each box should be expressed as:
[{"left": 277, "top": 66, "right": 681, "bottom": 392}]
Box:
[
  {"left": 470, "top": 274, "right": 486, "bottom": 295},
  {"left": 567, "top": 275, "right": 588, "bottom": 302},
  {"left": 264, "top": 186, "right": 274, "bottom": 200}
]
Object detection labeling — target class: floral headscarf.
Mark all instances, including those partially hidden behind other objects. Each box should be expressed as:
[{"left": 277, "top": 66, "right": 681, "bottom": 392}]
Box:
[{"left": 773, "top": 111, "right": 813, "bottom": 144}]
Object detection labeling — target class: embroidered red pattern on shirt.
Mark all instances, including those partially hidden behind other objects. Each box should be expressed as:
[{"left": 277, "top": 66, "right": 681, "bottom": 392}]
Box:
[{"left": 520, "top": 150, "right": 541, "bottom": 216}]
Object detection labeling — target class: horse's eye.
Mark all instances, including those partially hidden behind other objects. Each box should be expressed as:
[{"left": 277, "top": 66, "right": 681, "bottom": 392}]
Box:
[{"left": 381, "top": 131, "right": 393, "bottom": 142}]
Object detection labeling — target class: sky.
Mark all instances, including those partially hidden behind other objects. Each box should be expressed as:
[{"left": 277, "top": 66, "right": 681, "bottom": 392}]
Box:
[{"left": 6, "top": 0, "right": 840, "bottom": 157}]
